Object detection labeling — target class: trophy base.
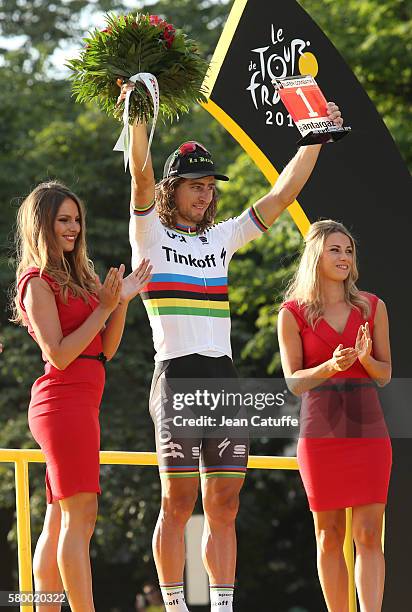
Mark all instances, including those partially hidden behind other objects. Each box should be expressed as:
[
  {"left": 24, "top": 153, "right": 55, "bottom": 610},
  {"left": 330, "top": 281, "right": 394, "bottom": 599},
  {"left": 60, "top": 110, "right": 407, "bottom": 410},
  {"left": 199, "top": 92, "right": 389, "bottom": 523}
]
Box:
[{"left": 297, "top": 126, "right": 351, "bottom": 146}]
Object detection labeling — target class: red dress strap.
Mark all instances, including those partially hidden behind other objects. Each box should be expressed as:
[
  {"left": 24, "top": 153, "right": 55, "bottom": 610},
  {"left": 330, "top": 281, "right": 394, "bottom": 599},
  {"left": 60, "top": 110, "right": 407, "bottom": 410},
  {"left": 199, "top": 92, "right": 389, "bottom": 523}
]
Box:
[
  {"left": 280, "top": 300, "right": 307, "bottom": 333},
  {"left": 17, "top": 267, "right": 59, "bottom": 313},
  {"left": 367, "top": 293, "right": 379, "bottom": 322},
  {"left": 360, "top": 292, "right": 379, "bottom": 333}
]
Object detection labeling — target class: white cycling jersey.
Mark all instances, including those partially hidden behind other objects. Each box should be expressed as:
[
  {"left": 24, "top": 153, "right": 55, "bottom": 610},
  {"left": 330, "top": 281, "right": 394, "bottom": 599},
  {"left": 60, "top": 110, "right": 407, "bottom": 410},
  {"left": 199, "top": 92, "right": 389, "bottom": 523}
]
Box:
[{"left": 129, "top": 200, "right": 269, "bottom": 362}]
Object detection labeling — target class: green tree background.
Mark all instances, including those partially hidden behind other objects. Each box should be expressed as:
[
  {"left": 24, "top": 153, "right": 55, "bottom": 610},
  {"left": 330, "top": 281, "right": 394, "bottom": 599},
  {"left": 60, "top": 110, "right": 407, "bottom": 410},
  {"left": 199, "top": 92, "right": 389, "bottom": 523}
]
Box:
[{"left": 0, "top": 1, "right": 410, "bottom": 610}]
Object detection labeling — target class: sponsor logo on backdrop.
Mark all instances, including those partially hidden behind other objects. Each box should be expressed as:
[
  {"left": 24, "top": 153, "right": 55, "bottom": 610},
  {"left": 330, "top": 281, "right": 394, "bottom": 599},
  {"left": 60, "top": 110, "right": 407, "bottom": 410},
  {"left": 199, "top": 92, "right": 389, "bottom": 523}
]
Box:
[{"left": 246, "top": 25, "right": 319, "bottom": 128}]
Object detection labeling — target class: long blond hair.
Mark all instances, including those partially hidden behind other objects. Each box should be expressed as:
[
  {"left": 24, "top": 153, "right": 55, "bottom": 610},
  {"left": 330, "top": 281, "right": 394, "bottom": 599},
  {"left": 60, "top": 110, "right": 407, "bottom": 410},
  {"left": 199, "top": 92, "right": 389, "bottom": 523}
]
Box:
[
  {"left": 284, "top": 220, "right": 370, "bottom": 327},
  {"left": 11, "top": 181, "right": 98, "bottom": 325}
]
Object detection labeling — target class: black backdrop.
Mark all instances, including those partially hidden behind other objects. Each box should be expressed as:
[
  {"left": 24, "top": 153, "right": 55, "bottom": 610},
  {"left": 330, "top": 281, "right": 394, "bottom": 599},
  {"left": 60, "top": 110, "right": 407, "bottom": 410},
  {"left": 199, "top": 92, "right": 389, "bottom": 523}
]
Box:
[{"left": 206, "top": 0, "right": 412, "bottom": 608}]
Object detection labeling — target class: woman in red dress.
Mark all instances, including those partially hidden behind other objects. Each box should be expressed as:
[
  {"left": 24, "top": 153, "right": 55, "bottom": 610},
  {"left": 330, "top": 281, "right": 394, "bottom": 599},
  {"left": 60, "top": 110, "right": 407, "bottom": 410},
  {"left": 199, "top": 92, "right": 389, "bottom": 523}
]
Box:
[
  {"left": 12, "top": 181, "right": 151, "bottom": 611},
  {"left": 277, "top": 220, "right": 392, "bottom": 612}
]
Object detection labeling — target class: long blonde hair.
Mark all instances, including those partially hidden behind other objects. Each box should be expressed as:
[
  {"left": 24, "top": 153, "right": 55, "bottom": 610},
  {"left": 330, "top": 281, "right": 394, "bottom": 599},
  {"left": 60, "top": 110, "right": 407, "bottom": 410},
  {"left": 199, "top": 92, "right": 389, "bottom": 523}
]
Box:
[
  {"left": 284, "top": 220, "right": 370, "bottom": 327},
  {"left": 11, "top": 181, "right": 98, "bottom": 325}
]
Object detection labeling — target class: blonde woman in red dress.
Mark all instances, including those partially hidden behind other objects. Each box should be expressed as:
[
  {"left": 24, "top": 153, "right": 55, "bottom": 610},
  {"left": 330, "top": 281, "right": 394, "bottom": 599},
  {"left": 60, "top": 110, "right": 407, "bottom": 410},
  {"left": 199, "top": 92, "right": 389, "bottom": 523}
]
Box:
[
  {"left": 12, "top": 181, "right": 151, "bottom": 612},
  {"left": 277, "top": 220, "right": 391, "bottom": 612}
]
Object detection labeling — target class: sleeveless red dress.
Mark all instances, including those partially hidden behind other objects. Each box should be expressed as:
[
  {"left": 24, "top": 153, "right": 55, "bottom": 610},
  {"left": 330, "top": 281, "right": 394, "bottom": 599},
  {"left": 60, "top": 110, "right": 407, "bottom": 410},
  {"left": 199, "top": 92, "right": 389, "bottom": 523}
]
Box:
[
  {"left": 281, "top": 293, "right": 392, "bottom": 511},
  {"left": 18, "top": 268, "right": 106, "bottom": 504}
]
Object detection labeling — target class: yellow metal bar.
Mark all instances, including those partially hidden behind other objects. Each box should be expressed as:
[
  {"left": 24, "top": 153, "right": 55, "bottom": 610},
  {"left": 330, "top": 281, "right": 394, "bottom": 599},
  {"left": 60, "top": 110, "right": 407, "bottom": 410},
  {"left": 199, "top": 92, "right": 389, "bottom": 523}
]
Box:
[
  {"left": 0, "top": 448, "right": 299, "bottom": 471},
  {"left": 0, "top": 448, "right": 45, "bottom": 463},
  {"left": 344, "top": 507, "right": 357, "bottom": 612},
  {"left": 247, "top": 455, "right": 298, "bottom": 470},
  {"left": 15, "top": 459, "right": 33, "bottom": 612},
  {"left": 99, "top": 450, "right": 158, "bottom": 466}
]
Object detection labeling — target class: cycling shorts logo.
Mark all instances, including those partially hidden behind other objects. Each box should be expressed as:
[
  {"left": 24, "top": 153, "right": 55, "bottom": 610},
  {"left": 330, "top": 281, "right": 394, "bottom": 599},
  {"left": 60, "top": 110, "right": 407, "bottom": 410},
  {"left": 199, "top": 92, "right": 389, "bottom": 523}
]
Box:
[
  {"left": 192, "top": 446, "right": 200, "bottom": 459},
  {"left": 160, "top": 441, "right": 184, "bottom": 459},
  {"left": 233, "top": 444, "right": 247, "bottom": 457},
  {"left": 218, "top": 438, "right": 231, "bottom": 457},
  {"left": 155, "top": 399, "right": 184, "bottom": 458}
]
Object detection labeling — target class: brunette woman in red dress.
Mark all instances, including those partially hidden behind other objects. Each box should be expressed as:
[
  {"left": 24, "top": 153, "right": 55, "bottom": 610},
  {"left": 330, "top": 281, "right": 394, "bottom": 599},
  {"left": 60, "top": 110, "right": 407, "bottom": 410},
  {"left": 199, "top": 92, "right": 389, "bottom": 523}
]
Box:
[
  {"left": 12, "top": 181, "right": 151, "bottom": 612},
  {"left": 277, "top": 220, "right": 392, "bottom": 612}
]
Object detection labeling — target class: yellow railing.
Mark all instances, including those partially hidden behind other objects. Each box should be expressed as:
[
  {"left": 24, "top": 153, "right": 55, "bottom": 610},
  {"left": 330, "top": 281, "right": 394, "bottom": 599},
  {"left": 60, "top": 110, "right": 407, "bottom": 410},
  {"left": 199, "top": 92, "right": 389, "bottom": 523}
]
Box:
[{"left": 0, "top": 449, "right": 357, "bottom": 611}]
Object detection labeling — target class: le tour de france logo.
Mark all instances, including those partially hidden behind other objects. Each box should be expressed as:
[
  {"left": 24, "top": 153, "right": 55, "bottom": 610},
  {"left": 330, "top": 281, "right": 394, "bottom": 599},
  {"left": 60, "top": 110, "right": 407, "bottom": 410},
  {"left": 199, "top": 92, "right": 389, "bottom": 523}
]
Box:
[{"left": 246, "top": 24, "right": 319, "bottom": 129}]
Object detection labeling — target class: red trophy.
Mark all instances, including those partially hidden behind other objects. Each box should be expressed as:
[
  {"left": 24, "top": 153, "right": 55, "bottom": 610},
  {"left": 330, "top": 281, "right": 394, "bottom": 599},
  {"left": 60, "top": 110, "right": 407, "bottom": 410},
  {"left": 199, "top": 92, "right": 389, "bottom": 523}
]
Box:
[{"left": 273, "top": 74, "right": 351, "bottom": 146}]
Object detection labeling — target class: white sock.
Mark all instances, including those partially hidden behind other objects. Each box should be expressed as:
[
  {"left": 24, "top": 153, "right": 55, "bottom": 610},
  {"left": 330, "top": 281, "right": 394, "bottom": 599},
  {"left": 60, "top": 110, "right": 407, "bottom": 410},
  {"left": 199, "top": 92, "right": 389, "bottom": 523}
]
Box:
[
  {"left": 160, "top": 583, "right": 189, "bottom": 611},
  {"left": 210, "top": 585, "right": 234, "bottom": 610}
]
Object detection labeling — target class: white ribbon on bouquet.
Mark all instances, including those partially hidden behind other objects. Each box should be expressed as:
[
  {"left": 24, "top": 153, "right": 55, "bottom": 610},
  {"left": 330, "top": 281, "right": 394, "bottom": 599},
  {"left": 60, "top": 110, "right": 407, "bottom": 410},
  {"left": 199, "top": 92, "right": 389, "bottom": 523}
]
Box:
[{"left": 113, "top": 72, "right": 160, "bottom": 171}]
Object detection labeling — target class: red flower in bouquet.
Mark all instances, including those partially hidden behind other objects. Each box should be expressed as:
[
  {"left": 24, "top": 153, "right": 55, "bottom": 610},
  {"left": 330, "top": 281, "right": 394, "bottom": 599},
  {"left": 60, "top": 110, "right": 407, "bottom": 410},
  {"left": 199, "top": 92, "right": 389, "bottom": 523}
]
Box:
[
  {"left": 149, "top": 14, "right": 175, "bottom": 48},
  {"left": 163, "top": 24, "right": 176, "bottom": 48},
  {"left": 149, "top": 15, "right": 162, "bottom": 26}
]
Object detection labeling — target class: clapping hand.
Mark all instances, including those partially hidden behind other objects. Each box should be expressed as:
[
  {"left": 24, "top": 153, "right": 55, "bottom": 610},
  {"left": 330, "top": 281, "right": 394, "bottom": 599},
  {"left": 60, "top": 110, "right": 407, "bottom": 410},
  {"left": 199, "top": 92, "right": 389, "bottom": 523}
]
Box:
[
  {"left": 331, "top": 343, "right": 358, "bottom": 372},
  {"left": 355, "top": 322, "right": 372, "bottom": 364},
  {"left": 331, "top": 323, "right": 372, "bottom": 373},
  {"left": 98, "top": 266, "right": 125, "bottom": 312},
  {"left": 120, "top": 259, "right": 152, "bottom": 304}
]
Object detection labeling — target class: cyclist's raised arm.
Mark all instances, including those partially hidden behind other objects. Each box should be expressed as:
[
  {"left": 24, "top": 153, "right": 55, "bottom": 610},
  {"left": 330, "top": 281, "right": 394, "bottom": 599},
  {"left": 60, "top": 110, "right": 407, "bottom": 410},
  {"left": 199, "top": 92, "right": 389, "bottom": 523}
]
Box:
[
  {"left": 253, "top": 101, "right": 343, "bottom": 228},
  {"left": 129, "top": 121, "right": 155, "bottom": 210},
  {"left": 117, "top": 82, "right": 155, "bottom": 212}
]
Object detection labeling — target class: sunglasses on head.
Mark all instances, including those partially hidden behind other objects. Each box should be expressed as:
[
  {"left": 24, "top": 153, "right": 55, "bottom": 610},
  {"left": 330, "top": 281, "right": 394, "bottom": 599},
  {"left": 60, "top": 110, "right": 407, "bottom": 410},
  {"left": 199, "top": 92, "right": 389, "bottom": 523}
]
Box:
[{"left": 177, "top": 141, "right": 210, "bottom": 156}]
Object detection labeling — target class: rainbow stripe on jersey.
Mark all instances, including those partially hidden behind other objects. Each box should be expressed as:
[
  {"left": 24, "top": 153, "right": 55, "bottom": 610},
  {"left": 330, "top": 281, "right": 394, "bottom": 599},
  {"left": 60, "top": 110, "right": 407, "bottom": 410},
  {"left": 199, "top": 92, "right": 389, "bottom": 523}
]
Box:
[
  {"left": 133, "top": 200, "right": 155, "bottom": 217},
  {"left": 249, "top": 204, "right": 269, "bottom": 232},
  {"left": 140, "top": 273, "right": 230, "bottom": 318}
]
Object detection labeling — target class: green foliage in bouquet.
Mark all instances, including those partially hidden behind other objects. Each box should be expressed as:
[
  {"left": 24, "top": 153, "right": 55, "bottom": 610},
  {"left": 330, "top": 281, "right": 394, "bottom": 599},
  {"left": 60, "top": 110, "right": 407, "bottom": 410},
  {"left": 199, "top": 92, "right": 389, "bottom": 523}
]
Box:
[{"left": 67, "top": 13, "right": 209, "bottom": 124}]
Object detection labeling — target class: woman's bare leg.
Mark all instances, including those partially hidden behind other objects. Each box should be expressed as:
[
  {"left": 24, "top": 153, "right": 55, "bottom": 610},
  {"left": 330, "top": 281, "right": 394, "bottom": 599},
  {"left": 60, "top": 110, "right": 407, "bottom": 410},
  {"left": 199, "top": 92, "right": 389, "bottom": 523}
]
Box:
[
  {"left": 352, "top": 503, "right": 385, "bottom": 612},
  {"left": 57, "top": 493, "right": 97, "bottom": 612},
  {"left": 33, "top": 502, "right": 63, "bottom": 612},
  {"left": 313, "top": 509, "right": 348, "bottom": 612}
]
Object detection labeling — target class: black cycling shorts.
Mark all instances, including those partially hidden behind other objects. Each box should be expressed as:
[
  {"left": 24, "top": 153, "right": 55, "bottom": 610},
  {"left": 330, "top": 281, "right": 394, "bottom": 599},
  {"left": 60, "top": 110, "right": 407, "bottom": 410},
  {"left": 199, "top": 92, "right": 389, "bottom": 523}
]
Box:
[{"left": 149, "top": 354, "right": 249, "bottom": 479}]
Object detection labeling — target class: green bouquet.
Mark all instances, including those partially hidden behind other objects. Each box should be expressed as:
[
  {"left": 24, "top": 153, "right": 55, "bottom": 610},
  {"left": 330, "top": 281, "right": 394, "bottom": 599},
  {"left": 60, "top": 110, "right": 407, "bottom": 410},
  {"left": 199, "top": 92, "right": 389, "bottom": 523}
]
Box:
[{"left": 67, "top": 12, "right": 209, "bottom": 124}]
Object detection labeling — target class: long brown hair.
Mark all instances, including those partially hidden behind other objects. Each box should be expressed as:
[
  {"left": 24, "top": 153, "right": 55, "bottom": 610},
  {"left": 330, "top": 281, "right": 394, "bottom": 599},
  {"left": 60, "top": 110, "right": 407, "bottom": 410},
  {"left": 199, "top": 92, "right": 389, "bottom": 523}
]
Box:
[
  {"left": 11, "top": 181, "right": 98, "bottom": 325},
  {"left": 155, "top": 177, "right": 218, "bottom": 233},
  {"left": 284, "top": 219, "right": 370, "bottom": 327}
]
